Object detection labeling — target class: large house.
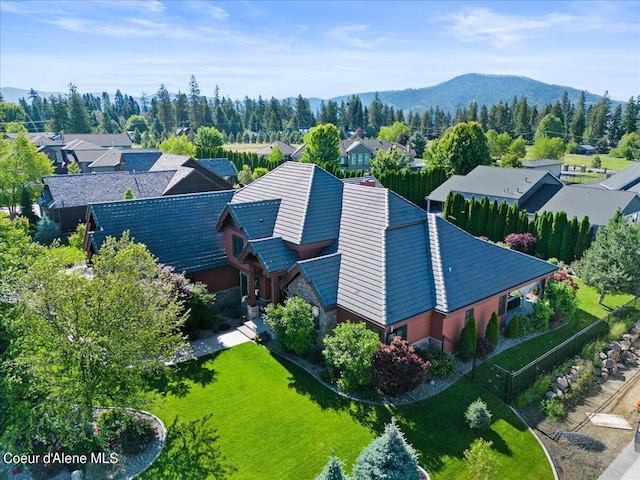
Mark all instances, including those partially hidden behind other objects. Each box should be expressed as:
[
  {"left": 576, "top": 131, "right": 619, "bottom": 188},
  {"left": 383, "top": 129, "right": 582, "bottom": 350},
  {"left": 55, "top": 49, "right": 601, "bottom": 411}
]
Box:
[
  {"left": 85, "top": 162, "right": 557, "bottom": 350},
  {"left": 38, "top": 153, "right": 233, "bottom": 233}
]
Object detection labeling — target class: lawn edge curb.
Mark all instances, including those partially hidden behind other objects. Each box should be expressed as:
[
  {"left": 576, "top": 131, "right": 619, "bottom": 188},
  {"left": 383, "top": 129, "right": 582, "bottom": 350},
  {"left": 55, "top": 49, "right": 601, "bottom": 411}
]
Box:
[{"left": 508, "top": 405, "right": 560, "bottom": 480}]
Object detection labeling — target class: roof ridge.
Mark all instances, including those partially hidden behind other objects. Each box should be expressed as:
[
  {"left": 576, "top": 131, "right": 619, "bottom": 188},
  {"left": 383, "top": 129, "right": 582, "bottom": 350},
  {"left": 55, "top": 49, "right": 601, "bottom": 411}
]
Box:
[
  {"left": 300, "top": 164, "right": 315, "bottom": 244},
  {"left": 428, "top": 214, "right": 448, "bottom": 312}
]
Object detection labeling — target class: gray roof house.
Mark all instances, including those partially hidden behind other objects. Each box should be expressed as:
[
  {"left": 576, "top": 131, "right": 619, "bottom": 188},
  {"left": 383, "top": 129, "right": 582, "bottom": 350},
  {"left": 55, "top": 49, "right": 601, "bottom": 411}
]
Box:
[
  {"left": 198, "top": 158, "right": 238, "bottom": 182},
  {"left": 426, "top": 165, "right": 564, "bottom": 213},
  {"left": 120, "top": 149, "right": 163, "bottom": 172},
  {"left": 523, "top": 159, "right": 563, "bottom": 177},
  {"left": 538, "top": 186, "right": 640, "bottom": 227},
  {"left": 255, "top": 141, "right": 297, "bottom": 160},
  {"left": 599, "top": 163, "right": 640, "bottom": 192},
  {"left": 86, "top": 161, "right": 557, "bottom": 350}
]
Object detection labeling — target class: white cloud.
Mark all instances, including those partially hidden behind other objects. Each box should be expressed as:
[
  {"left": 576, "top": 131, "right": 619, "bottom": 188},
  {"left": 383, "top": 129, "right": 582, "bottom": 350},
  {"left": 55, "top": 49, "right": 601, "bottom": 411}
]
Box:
[
  {"left": 210, "top": 6, "right": 228, "bottom": 20},
  {"left": 327, "top": 24, "right": 374, "bottom": 49},
  {"left": 434, "top": 8, "right": 576, "bottom": 46}
]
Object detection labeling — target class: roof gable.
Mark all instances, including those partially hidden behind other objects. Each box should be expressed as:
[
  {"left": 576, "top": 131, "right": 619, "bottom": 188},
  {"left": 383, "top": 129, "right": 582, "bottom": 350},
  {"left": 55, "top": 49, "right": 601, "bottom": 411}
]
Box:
[
  {"left": 294, "top": 253, "right": 341, "bottom": 308},
  {"left": 198, "top": 158, "right": 238, "bottom": 178},
  {"left": 242, "top": 237, "right": 299, "bottom": 274},
  {"left": 121, "top": 150, "right": 162, "bottom": 172},
  {"left": 221, "top": 200, "right": 280, "bottom": 239},
  {"left": 600, "top": 163, "right": 640, "bottom": 191}
]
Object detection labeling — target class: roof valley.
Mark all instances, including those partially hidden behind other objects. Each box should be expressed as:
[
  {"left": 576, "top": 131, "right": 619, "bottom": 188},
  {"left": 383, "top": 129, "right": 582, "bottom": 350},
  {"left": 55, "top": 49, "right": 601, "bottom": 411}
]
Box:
[{"left": 428, "top": 214, "right": 448, "bottom": 312}]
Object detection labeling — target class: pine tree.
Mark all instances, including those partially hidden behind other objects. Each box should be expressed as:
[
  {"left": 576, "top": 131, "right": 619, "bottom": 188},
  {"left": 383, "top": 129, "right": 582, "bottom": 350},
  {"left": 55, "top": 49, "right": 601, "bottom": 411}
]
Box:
[{"left": 352, "top": 418, "right": 420, "bottom": 480}]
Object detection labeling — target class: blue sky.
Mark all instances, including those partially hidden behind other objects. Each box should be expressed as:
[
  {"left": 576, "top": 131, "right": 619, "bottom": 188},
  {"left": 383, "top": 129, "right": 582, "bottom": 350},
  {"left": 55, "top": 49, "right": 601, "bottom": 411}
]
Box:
[{"left": 1, "top": 0, "right": 639, "bottom": 102}]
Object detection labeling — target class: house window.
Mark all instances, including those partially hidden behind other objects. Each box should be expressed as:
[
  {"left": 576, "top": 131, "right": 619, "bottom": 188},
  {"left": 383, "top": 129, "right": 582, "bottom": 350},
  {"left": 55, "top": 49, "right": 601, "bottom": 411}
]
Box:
[
  {"left": 364, "top": 153, "right": 370, "bottom": 165},
  {"left": 387, "top": 324, "right": 407, "bottom": 343},
  {"left": 358, "top": 153, "right": 364, "bottom": 165},
  {"left": 498, "top": 295, "right": 507, "bottom": 316},
  {"left": 232, "top": 234, "right": 244, "bottom": 257},
  {"left": 465, "top": 308, "right": 475, "bottom": 322},
  {"left": 351, "top": 153, "right": 357, "bottom": 166}
]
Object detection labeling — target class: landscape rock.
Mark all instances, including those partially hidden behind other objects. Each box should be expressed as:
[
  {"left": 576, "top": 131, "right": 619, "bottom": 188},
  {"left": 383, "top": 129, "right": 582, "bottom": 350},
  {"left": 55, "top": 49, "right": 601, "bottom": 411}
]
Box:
[
  {"left": 71, "top": 470, "right": 84, "bottom": 480},
  {"left": 608, "top": 350, "right": 620, "bottom": 362},
  {"left": 556, "top": 376, "right": 570, "bottom": 391},
  {"left": 546, "top": 391, "right": 557, "bottom": 399},
  {"left": 611, "top": 342, "right": 622, "bottom": 354},
  {"left": 604, "top": 359, "right": 616, "bottom": 370}
]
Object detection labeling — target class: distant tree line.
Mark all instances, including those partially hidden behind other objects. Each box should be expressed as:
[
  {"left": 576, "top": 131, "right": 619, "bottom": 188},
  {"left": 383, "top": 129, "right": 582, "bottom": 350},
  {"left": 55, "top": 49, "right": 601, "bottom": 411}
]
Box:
[
  {"left": 443, "top": 192, "right": 593, "bottom": 263},
  {"left": 3, "top": 76, "right": 638, "bottom": 156}
]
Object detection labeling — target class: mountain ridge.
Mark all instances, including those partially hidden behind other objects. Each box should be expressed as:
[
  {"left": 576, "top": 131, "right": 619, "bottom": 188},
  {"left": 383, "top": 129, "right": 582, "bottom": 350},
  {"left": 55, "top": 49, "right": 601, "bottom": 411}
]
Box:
[{"left": 2, "top": 74, "right": 620, "bottom": 115}]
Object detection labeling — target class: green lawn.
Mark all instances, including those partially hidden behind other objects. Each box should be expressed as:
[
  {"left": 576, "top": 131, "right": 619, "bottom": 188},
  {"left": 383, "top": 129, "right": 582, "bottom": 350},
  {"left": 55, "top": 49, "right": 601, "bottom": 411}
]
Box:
[
  {"left": 489, "top": 281, "right": 634, "bottom": 372},
  {"left": 143, "top": 342, "right": 552, "bottom": 480},
  {"left": 561, "top": 153, "right": 631, "bottom": 172}
]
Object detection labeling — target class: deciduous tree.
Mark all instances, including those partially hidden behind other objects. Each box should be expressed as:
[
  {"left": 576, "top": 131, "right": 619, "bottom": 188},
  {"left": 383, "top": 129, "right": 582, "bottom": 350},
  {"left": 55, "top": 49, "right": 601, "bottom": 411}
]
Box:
[
  {"left": 159, "top": 134, "right": 197, "bottom": 157},
  {"left": 431, "top": 122, "right": 491, "bottom": 175},
  {"left": 301, "top": 123, "right": 341, "bottom": 166}
]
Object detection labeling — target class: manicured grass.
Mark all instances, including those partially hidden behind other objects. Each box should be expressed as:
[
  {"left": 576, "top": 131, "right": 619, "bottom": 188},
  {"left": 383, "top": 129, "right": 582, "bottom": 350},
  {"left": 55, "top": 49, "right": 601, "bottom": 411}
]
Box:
[
  {"left": 489, "top": 280, "right": 634, "bottom": 372},
  {"left": 561, "top": 153, "right": 631, "bottom": 172},
  {"left": 144, "top": 342, "right": 552, "bottom": 480}
]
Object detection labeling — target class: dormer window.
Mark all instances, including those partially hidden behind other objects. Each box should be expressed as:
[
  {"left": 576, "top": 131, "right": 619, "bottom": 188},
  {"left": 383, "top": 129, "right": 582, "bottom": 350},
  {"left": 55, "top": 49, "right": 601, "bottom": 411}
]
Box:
[{"left": 232, "top": 234, "right": 244, "bottom": 257}]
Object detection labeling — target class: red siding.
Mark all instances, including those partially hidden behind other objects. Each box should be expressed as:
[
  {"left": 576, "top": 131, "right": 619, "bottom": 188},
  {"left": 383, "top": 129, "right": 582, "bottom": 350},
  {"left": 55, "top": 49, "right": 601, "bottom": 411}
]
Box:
[{"left": 188, "top": 265, "right": 239, "bottom": 292}]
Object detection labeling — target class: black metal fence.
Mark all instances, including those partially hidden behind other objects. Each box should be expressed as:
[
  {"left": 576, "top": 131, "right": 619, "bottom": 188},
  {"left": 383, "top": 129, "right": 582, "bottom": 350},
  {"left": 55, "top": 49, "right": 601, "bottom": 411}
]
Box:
[{"left": 467, "top": 296, "right": 639, "bottom": 403}]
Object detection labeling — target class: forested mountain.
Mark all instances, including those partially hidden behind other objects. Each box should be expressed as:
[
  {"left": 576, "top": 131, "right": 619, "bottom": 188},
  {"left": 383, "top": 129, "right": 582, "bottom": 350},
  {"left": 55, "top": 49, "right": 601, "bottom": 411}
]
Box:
[
  {"left": 2, "top": 74, "right": 618, "bottom": 115},
  {"left": 328, "top": 74, "right": 613, "bottom": 115}
]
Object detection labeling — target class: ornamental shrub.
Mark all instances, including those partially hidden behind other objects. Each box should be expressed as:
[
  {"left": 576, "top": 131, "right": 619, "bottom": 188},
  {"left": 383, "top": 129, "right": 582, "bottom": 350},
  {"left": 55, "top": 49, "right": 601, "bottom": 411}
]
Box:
[
  {"left": 527, "top": 299, "right": 553, "bottom": 331},
  {"left": 485, "top": 312, "right": 499, "bottom": 347},
  {"left": 464, "top": 438, "right": 499, "bottom": 480},
  {"left": 475, "top": 337, "right": 495, "bottom": 357},
  {"left": 458, "top": 317, "right": 477, "bottom": 362},
  {"left": 546, "top": 279, "right": 578, "bottom": 322},
  {"left": 371, "top": 337, "right": 430, "bottom": 395},
  {"left": 417, "top": 346, "right": 457, "bottom": 378},
  {"left": 464, "top": 398, "right": 492, "bottom": 430},
  {"left": 504, "top": 232, "right": 537, "bottom": 255},
  {"left": 323, "top": 322, "right": 379, "bottom": 392},
  {"left": 263, "top": 296, "right": 316, "bottom": 356},
  {"left": 505, "top": 315, "right": 522, "bottom": 338},
  {"left": 97, "top": 409, "right": 155, "bottom": 454},
  {"left": 352, "top": 418, "right": 420, "bottom": 480}
]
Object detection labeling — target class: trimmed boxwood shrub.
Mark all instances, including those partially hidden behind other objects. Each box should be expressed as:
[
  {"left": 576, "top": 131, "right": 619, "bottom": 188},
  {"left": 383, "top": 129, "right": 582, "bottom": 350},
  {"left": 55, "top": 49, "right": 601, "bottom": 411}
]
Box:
[
  {"left": 371, "top": 337, "right": 430, "bottom": 395},
  {"left": 458, "top": 317, "right": 477, "bottom": 362},
  {"left": 486, "top": 312, "right": 499, "bottom": 347}
]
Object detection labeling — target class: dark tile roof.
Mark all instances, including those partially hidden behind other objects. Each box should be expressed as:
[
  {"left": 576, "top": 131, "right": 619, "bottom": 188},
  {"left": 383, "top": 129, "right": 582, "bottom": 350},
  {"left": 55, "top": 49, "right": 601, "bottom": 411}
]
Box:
[
  {"left": 243, "top": 237, "right": 299, "bottom": 274},
  {"left": 539, "top": 186, "right": 640, "bottom": 226},
  {"left": 89, "top": 191, "right": 234, "bottom": 273},
  {"left": 41, "top": 171, "right": 175, "bottom": 208},
  {"left": 224, "top": 200, "right": 280, "bottom": 239},
  {"left": 600, "top": 163, "right": 640, "bottom": 191},
  {"left": 231, "top": 162, "right": 344, "bottom": 245},
  {"left": 121, "top": 149, "right": 162, "bottom": 172},
  {"left": 295, "top": 253, "right": 341, "bottom": 307},
  {"left": 198, "top": 158, "right": 238, "bottom": 178},
  {"left": 429, "top": 215, "right": 558, "bottom": 313}
]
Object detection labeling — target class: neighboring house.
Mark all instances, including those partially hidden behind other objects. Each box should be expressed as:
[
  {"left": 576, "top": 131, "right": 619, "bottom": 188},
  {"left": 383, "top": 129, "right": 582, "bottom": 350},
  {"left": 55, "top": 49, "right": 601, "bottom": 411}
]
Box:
[
  {"left": 426, "top": 165, "right": 564, "bottom": 213},
  {"left": 87, "top": 148, "right": 125, "bottom": 172},
  {"left": 39, "top": 154, "right": 232, "bottom": 233},
  {"left": 149, "top": 153, "right": 233, "bottom": 193},
  {"left": 198, "top": 158, "right": 239, "bottom": 184},
  {"left": 523, "top": 159, "right": 563, "bottom": 177},
  {"left": 577, "top": 144, "right": 596, "bottom": 155},
  {"left": 291, "top": 138, "right": 416, "bottom": 171},
  {"left": 39, "top": 171, "right": 176, "bottom": 233},
  {"left": 85, "top": 162, "right": 557, "bottom": 351},
  {"left": 599, "top": 163, "right": 640, "bottom": 192},
  {"left": 255, "top": 141, "right": 297, "bottom": 160},
  {"left": 538, "top": 186, "right": 640, "bottom": 227}
]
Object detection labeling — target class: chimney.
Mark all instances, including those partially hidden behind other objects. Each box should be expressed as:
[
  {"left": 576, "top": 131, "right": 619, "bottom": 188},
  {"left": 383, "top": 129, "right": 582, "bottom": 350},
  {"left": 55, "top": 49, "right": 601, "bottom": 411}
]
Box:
[{"left": 359, "top": 176, "right": 376, "bottom": 187}]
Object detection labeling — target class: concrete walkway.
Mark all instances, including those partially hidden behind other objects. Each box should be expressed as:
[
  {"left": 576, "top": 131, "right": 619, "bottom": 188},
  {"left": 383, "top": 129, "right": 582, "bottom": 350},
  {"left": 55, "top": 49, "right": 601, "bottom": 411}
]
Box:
[
  {"left": 190, "top": 329, "right": 252, "bottom": 358},
  {"left": 597, "top": 437, "right": 640, "bottom": 480}
]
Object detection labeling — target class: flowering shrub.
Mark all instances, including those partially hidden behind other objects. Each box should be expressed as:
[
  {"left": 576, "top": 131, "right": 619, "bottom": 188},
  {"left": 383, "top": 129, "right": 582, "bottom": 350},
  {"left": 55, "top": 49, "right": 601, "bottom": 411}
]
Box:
[
  {"left": 371, "top": 337, "right": 430, "bottom": 395},
  {"left": 97, "top": 409, "right": 155, "bottom": 454},
  {"left": 505, "top": 233, "right": 537, "bottom": 255}
]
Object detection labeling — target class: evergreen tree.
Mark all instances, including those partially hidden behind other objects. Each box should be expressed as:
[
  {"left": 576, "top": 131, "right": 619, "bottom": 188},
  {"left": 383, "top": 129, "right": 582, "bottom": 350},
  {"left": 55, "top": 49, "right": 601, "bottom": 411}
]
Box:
[
  {"left": 19, "top": 187, "right": 39, "bottom": 224},
  {"left": 536, "top": 211, "right": 553, "bottom": 258},
  {"left": 621, "top": 96, "right": 638, "bottom": 135},
  {"left": 517, "top": 210, "right": 529, "bottom": 234},
  {"left": 467, "top": 197, "right": 482, "bottom": 236},
  {"left": 486, "top": 312, "right": 499, "bottom": 347},
  {"left": 549, "top": 211, "right": 568, "bottom": 259},
  {"left": 492, "top": 201, "right": 508, "bottom": 242},
  {"left": 458, "top": 317, "right": 477, "bottom": 362},
  {"left": 570, "top": 91, "right": 586, "bottom": 143},
  {"left": 574, "top": 216, "right": 593, "bottom": 260},
  {"left": 315, "top": 453, "right": 349, "bottom": 480},
  {"left": 67, "top": 84, "right": 92, "bottom": 133},
  {"left": 156, "top": 84, "right": 176, "bottom": 137},
  {"left": 479, "top": 196, "right": 490, "bottom": 236},
  {"left": 352, "top": 418, "right": 420, "bottom": 480},
  {"left": 576, "top": 210, "right": 640, "bottom": 302},
  {"left": 560, "top": 216, "right": 579, "bottom": 264},
  {"left": 504, "top": 202, "right": 520, "bottom": 238}
]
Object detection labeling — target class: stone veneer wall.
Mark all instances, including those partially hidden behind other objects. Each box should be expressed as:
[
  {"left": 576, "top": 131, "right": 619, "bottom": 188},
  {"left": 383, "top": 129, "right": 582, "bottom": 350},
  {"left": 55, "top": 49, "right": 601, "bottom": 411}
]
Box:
[{"left": 286, "top": 276, "right": 337, "bottom": 342}]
